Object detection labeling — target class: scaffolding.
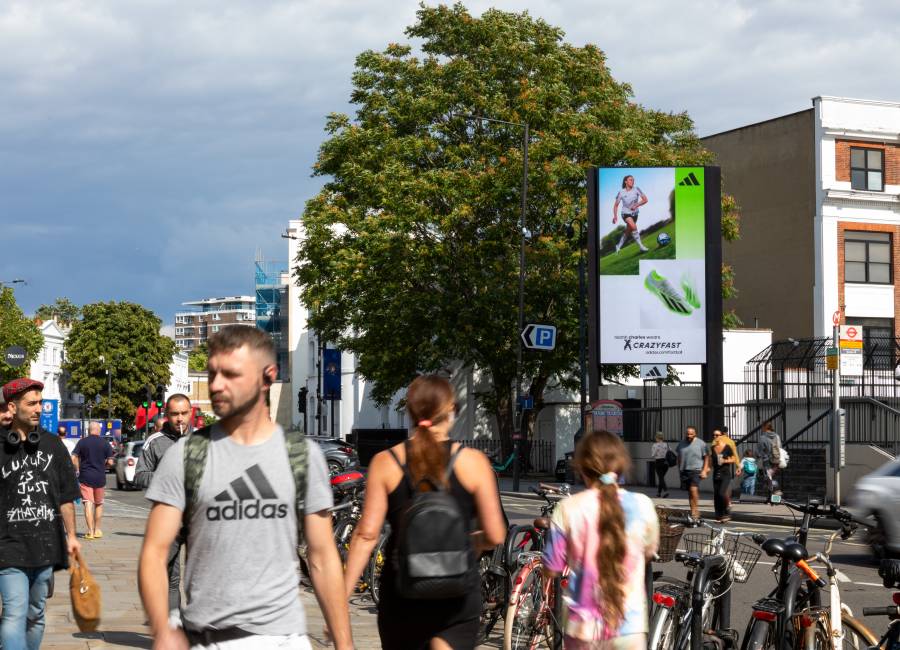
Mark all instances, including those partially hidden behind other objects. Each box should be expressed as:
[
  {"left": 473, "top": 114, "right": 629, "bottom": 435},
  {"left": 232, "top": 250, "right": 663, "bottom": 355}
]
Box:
[{"left": 255, "top": 251, "right": 289, "bottom": 380}]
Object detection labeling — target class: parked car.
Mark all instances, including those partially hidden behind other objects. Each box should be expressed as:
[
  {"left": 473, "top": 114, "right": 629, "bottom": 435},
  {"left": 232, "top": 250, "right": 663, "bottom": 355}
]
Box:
[
  {"left": 304, "top": 435, "right": 359, "bottom": 477},
  {"left": 115, "top": 441, "right": 145, "bottom": 490},
  {"left": 848, "top": 457, "right": 900, "bottom": 559}
]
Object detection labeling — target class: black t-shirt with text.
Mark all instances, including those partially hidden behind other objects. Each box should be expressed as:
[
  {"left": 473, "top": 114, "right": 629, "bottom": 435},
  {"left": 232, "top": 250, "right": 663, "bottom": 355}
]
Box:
[{"left": 0, "top": 430, "right": 81, "bottom": 570}]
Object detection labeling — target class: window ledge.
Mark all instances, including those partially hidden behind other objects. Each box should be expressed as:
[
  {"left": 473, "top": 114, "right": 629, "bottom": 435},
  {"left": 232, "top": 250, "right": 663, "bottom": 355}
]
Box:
[{"left": 825, "top": 188, "right": 899, "bottom": 205}]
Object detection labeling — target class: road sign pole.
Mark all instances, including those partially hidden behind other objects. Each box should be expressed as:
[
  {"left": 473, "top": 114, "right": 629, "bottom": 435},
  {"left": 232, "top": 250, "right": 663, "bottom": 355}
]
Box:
[{"left": 832, "top": 324, "right": 841, "bottom": 505}]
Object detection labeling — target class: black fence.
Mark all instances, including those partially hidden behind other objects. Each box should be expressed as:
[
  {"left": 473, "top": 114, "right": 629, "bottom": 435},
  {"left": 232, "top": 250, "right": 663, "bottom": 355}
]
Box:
[{"left": 460, "top": 438, "right": 555, "bottom": 474}]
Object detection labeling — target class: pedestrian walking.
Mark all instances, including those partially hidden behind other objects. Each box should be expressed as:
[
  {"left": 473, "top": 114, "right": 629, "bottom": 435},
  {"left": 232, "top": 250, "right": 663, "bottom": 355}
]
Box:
[
  {"left": 139, "top": 325, "right": 352, "bottom": 650},
  {"left": 133, "top": 393, "right": 192, "bottom": 619},
  {"left": 676, "top": 426, "right": 709, "bottom": 518},
  {"left": 757, "top": 421, "right": 783, "bottom": 495},
  {"left": 650, "top": 432, "right": 671, "bottom": 498},
  {"left": 0, "top": 378, "right": 81, "bottom": 650},
  {"left": 711, "top": 430, "right": 736, "bottom": 522},
  {"left": 543, "top": 430, "right": 659, "bottom": 649},
  {"left": 342, "top": 375, "right": 506, "bottom": 650},
  {"left": 740, "top": 450, "right": 758, "bottom": 498},
  {"left": 72, "top": 421, "right": 115, "bottom": 539}
]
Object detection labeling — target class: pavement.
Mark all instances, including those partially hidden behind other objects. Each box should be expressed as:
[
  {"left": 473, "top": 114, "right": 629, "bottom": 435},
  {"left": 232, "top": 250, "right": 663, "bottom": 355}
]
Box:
[
  {"left": 35, "top": 474, "right": 871, "bottom": 649},
  {"left": 498, "top": 476, "right": 852, "bottom": 530}
]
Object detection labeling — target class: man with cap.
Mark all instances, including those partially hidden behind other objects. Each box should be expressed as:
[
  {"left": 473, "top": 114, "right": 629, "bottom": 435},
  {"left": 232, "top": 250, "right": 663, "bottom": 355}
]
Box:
[{"left": 0, "top": 378, "right": 81, "bottom": 649}]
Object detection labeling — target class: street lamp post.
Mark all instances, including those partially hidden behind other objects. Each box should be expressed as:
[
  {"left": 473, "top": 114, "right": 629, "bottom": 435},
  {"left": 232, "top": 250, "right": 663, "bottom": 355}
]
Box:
[
  {"left": 452, "top": 113, "right": 529, "bottom": 492},
  {"left": 566, "top": 220, "right": 588, "bottom": 417}
]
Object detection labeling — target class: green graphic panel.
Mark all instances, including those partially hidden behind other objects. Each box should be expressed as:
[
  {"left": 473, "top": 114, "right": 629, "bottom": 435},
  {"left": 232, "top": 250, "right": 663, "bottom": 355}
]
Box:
[{"left": 675, "top": 167, "right": 705, "bottom": 259}]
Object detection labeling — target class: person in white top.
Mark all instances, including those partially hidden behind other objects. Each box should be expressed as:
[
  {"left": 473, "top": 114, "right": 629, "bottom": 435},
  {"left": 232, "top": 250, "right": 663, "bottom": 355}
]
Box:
[
  {"left": 612, "top": 175, "right": 649, "bottom": 253},
  {"left": 650, "top": 432, "right": 670, "bottom": 498}
]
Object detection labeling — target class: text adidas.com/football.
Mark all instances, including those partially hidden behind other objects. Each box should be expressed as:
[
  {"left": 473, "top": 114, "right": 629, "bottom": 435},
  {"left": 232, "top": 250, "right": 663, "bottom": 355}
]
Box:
[{"left": 206, "top": 500, "right": 288, "bottom": 521}]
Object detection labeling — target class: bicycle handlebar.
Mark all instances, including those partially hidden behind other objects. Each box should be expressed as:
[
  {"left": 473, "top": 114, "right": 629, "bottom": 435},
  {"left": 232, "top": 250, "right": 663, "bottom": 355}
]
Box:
[
  {"left": 538, "top": 483, "right": 570, "bottom": 495},
  {"left": 774, "top": 498, "right": 860, "bottom": 527},
  {"left": 862, "top": 606, "right": 900, "bottom": 617},
  {"left": 328, "top": 501, "right": 354, "bottom": 513}
]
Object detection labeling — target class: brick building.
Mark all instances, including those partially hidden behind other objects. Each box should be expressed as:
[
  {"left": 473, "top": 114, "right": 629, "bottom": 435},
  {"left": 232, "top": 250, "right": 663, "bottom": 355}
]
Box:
[
  {"left": 174, "top": 296, "right": 256, "bottom": 351},
  {"left": 702, "top": 96, "right": 900, "bottom": 345}
]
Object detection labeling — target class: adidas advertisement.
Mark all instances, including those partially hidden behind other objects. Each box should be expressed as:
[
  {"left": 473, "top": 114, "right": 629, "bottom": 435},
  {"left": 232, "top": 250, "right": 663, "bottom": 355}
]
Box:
[{"left": 596, "top": 167, "right": 707, "bottom": 363}]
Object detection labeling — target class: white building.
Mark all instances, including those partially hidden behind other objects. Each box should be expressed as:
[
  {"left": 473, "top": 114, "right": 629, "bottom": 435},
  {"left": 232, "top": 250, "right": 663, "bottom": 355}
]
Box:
[
  {"left": 165, "top": 352, "right": 191, "bottom": 399},
  {"left": 29, "top": 320, "right": 74, "bottom": 410},
  {"left": 703, "top": 95, "right": 900, "bottom": 343}
]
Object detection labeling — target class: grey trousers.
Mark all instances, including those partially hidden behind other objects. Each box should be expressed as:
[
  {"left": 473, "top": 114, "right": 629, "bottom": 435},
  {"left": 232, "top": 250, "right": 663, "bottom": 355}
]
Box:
[{"left": 167, "top": 537, "right": 183, "bottom": 612}]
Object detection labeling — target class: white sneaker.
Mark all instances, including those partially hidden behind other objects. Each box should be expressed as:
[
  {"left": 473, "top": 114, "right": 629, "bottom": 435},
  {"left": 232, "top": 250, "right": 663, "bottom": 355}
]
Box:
[{"left": 639, "top": 244, "right": 649, "bottom": 253}]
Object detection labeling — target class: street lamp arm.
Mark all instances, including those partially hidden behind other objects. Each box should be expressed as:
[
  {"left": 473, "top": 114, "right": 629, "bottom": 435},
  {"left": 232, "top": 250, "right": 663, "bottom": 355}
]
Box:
[{"left": 448, "top": 112, "right": 527, "bottom": 129}]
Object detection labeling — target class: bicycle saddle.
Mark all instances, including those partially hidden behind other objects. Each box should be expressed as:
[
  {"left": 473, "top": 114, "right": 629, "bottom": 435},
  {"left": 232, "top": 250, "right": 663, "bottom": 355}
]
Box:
[
  {"left": 533, "top": 517, "right": 550, "bottom": 530},
  {"left": 674, "top": 551, "right": 701, "bottom": 565},
  {"left": 782, "top": 542, "right": 808, "bottom": 563},
  {"left": 761, "top": 538, "right": 786, "bottom": 557}
]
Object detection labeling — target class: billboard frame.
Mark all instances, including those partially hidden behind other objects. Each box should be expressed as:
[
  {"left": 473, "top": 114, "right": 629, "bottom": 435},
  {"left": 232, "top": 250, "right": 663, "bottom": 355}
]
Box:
[{"left": 588, "top": 166, "right": 723, "bottom": 438}]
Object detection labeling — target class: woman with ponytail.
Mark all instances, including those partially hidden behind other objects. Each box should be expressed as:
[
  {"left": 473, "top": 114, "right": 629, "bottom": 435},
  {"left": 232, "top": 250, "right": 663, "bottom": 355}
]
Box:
[
  {"left": 543, "top": 430, "right": 659, "bottom": 649},
  {"left": 343, "top": 375, "right": 505, "bottom": 649}
]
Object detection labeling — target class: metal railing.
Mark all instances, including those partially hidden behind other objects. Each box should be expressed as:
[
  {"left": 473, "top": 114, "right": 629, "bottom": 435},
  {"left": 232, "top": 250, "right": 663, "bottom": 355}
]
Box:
[{"left": 460, "top": 438, "right": 555, "bottom": 474}]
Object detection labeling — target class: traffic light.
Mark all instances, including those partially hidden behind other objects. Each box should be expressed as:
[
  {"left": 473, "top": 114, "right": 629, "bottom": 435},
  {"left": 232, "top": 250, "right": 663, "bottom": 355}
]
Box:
[
  {"left": 297, "top": 387, "right": 308, "bottom": 414},
  {"left": 142, "top": 401, "right": 149, "bottom": 409},
  {"left": 155, "top": 401, "right": 163, "bottom": 409}
]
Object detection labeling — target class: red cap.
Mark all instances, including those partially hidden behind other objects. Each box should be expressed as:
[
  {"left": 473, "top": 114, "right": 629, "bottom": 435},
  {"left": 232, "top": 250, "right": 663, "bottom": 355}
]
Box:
[{"left": 2, "top": 378, "right": 44, "bottom": 403}]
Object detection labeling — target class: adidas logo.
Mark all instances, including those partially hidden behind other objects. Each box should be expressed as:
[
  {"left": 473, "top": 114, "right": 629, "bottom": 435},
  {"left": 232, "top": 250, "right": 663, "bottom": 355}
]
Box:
[
  {"left": 678, "top": 172, "right": 701, "bottom": 187},
  {"left": 646, "top": 366, "right": 663, "bottom": 378},
  {"left": 206, "top": 463, "right": 288, "bottom": 521}
]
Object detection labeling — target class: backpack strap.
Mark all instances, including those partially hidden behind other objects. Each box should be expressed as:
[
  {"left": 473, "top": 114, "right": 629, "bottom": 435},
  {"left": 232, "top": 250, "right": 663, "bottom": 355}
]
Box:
[
  {"left": 283, "top": 428, "right": 309, "bottom": 540},
  {"left": 388, "top": 444, "right": 417, "bottom": 494},
  {"left": 443, "top": 443, "right": 464, "bottom": 485},
  {"left": 182, "top": 426, "right": 214, "bottom": 539}
]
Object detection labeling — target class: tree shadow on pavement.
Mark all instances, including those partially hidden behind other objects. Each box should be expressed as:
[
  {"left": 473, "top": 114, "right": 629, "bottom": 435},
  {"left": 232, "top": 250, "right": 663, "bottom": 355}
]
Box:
[{"left": 114, "top": 532, "right": 146, "bottom": 538}]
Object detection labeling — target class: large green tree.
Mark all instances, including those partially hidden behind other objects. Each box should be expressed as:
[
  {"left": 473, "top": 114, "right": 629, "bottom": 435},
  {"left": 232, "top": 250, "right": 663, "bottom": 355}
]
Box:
[
  {"left": 188, "top": 343, "right": 208, "bottom": 373},
  {"left": 296, "top": 4, "right": 739, "bottom": 443},
  {"left": 63, "top": 302, "right": 175, "bottom": 427},
  {"left": 0, "top": 287, "right": 43, "bottom": 383},
  {"left": 35, "top": 297, "right": 81, "bottom": 325}
]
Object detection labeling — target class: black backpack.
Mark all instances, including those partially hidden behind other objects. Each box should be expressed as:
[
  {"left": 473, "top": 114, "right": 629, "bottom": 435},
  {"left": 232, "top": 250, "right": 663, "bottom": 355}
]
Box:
[{"left": 388, "top": 442, "right": 475, "bottom": 599}]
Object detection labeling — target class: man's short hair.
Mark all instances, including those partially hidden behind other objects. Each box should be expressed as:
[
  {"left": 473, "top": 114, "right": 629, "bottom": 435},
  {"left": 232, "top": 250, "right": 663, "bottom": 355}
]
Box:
[
  {"left": 166, "top": 393, "right": 191, "bottom": 410},
  {"left": 208, "top": 325, "right": 276, "bottom": 366}
]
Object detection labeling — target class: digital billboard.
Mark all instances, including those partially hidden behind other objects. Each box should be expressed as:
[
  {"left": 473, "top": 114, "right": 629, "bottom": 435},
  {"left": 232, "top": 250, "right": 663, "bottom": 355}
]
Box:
[{"left": 594, "top": 167, "right": 711, "bottom": 364}]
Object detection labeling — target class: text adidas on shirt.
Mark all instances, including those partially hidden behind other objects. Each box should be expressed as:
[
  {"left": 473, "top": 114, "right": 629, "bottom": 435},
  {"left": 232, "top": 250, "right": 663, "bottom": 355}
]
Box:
[
  {"left": 204, "top": 463, "right": 289, "bottom": 521},
  {"left": 206, "top": 500, "right": 288, "bottom": 521}
]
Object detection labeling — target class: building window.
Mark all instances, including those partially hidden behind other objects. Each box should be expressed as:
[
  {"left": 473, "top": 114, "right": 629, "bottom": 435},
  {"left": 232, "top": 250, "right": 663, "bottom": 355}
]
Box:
[
  {"left": 212, "top": 325, "right": 220, "bottom": 333},
  {"left": 850, "top": 147, "right": 884, "bottom": 191},
  {"left": 213, "top": 313, "right": 221, "bottom": 321},
  {"left": 845, "top": 231, "right": 891, "bottom": 284}
]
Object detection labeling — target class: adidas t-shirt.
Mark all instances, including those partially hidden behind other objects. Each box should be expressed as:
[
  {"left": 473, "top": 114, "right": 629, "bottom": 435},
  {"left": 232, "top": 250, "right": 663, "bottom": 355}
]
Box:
[
  {"left": 146, "top": 425, "right": 333, "bottom": 636},
  {"left": 616, "top": 186, "right": 646, "bottom": 214}
]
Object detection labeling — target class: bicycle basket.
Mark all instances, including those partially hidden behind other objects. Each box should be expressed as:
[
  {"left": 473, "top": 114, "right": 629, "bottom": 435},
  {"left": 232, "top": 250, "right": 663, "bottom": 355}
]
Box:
[
  {"left": 681, "top": 533, "right": 761, "bottom": 583},
  {"left": 655, "top": 506, "right": 686, "bottom": 563}
]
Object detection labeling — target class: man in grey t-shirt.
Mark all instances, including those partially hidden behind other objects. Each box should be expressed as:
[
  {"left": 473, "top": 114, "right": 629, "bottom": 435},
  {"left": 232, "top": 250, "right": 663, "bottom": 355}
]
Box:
[
  {"left": 676, "top": 426, "right": 710, "bottom": 518},
  {"left": 138, "top": 326, "right": 353, "bottom": 650}
]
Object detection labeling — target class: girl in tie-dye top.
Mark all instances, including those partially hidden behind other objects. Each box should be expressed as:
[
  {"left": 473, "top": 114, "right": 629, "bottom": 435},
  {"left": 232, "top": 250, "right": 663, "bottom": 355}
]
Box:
[{"left": 543, "top": 430, "right": 659, "bottom": 649}]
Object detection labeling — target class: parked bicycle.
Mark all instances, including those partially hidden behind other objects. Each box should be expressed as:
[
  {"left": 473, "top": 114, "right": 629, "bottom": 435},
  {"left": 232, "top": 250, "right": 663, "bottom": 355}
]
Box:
[
  {"left": 742, "top": 498, "right": 874, "bottom": 650},
  {"left": 650, "top": 515, "right": 762, "bottom": 650},
  {"left": 502, "top": 483, "right": 571, "bottom": 650},
  {"left": 863, "top": 559, "right": 900, "bottom": 650}
]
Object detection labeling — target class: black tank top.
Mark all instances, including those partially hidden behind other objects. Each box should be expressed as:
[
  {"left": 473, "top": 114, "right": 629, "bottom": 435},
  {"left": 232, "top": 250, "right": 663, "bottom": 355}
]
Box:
[{"left": 379, "top": 440, "right": 481, "bottom": 622}]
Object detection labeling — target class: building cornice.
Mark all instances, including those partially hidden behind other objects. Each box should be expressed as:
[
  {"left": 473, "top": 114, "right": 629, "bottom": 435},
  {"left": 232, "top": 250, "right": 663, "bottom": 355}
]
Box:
[
  {"left": 816, "top": 95, "right": 900, "bottom": 109},
  {"left": 822, "top": 128, "right": 900, "bottom": 143},
  {"left": 824, "top": 188, "right": 900, "bottom": 209}
]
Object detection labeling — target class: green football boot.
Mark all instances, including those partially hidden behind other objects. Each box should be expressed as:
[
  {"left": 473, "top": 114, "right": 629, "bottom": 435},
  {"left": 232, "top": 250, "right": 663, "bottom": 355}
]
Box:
[
  {"left": 644, "top": 270, "right": 693, "bottom": 315},
  {"left": 681, "top": 274, "right": 701, "bottom": 310}
]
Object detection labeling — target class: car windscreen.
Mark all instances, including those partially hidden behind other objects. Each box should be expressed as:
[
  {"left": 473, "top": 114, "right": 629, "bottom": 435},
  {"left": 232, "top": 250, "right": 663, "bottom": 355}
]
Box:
[{"left": 131, "top": 442, "right": 144, "bottom": 457}]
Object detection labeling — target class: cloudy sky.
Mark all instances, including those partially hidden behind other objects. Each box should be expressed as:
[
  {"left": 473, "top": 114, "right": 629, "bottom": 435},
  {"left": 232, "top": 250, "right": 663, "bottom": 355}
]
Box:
[{"left": 2, "top": 0, "right": 898, "bottom": 323}]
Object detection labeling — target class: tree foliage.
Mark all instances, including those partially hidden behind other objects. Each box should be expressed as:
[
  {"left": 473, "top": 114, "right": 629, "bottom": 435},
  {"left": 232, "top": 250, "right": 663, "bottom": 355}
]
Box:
[
  {"left": 296, "top": 4, "right": 738, "bottom": 442},
  {"left": 63, "top": 302, "right": 175, "bottom": 426},
  {"left": 0, "top": 288, "right": 43, "bottom": 383},
  {"left": 35, "top": 297, "right": 81, "bottom": 325},
  {"left": 188, "top": 343, "right": 208, "bottom": 373}
]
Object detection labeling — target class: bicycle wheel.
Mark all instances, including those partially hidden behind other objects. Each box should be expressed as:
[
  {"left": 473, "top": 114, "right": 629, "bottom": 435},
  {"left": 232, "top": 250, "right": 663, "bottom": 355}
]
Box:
[
  {"left": 649, "top": 604, "right": 679, "bottom": 650},
  {"left": 503, "top": 559, "right": 544, "bottom": 650},
  {"left": 740, "top": 618, "right": 772, "bottom": 650},
  {"left": 366, "top": 533, "right": 388, "bottom": 605},
  {"left": 478, "top": 554, "right": 504, "bottom": 643},
  {"left": 839, "top": 613, "right": 878, "bottom": 649}
]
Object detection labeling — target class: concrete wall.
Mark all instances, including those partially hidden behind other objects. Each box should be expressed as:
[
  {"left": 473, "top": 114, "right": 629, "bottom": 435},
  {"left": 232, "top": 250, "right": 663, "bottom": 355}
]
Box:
[
  {"left": 269, "top": 381, "right": 293, "bottom": 430},
  {"left": 703, "top": 109, "right": 817, "bottom": 340}
]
